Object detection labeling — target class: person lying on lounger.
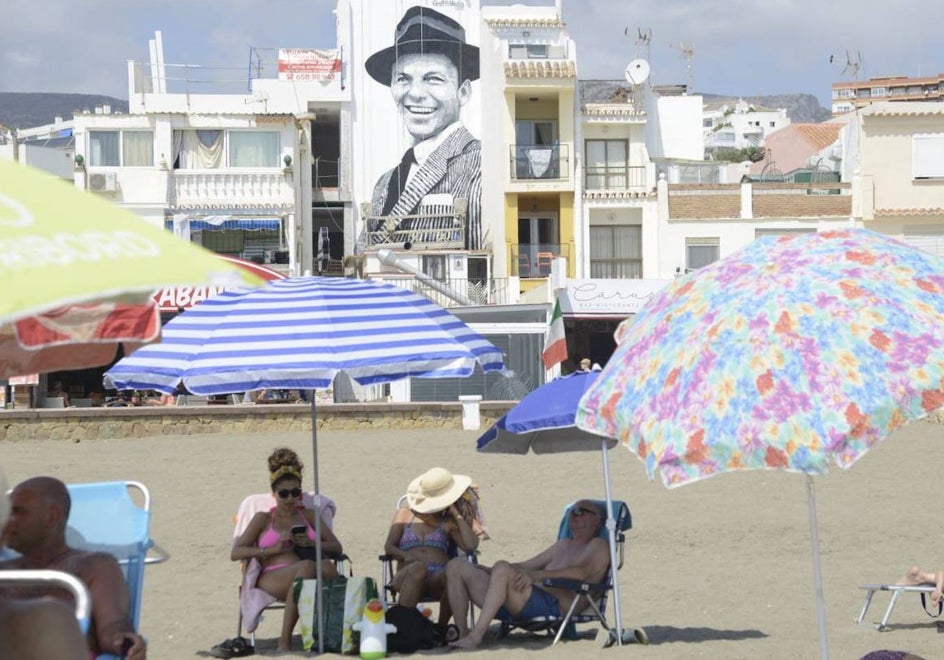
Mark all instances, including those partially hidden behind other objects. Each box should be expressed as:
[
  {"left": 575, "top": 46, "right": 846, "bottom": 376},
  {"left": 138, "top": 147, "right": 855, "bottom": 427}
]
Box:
[
  {"left": 896, "top": 566, "right": 944, "bottom": 606},
  {"left": 445, "top": 499, "right": 609, "bottom": 650}
]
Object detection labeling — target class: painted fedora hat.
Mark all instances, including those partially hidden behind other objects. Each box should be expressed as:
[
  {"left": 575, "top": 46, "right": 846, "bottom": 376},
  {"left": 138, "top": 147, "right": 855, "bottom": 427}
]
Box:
[{"left": 365, "top": 5, "right": 480, "bottom": 85}]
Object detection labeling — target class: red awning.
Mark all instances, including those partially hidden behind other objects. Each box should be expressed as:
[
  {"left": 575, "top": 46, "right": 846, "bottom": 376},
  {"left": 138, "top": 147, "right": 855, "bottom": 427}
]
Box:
[{"left": 152, "top": 255, "right": 286, "bottom": 312}]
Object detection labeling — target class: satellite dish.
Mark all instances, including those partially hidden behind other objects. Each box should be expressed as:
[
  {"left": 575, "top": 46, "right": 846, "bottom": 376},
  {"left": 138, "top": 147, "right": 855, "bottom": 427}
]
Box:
[{"left": 625, "top": 59, "right": 650, "bottom": 85}]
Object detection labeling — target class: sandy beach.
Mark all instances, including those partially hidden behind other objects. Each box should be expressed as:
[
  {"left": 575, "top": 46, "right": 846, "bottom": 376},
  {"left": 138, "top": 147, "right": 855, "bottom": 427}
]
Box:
[{"left": 3, "top": 421, "right": 943, "bottom": 660}]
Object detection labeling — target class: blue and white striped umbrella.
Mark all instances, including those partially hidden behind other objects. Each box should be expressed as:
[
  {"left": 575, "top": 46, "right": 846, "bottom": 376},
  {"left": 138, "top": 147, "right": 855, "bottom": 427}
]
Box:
[
  {"left": 104, "top": 276, "right": 504, "bottom": 395},
  {"left": 103, "top": 275, "right": 504, "bottom": 654}
]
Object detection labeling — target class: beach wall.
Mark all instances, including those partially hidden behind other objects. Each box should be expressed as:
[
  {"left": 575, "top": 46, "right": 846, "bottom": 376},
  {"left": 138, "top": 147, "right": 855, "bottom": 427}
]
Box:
[{"left": 0, "top": 402, "right": 515, "bottom": 441}]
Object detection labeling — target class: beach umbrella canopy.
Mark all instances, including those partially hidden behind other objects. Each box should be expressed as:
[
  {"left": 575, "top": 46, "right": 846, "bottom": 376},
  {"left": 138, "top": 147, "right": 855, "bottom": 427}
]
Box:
[
  {"left": 0, "top": 159, "right": 261, "bottom": 377},
  {"left": 104, "top": 275, "right": 505, "bottom": 653},
  {"left": 478, "top": 370, "right": 641, "bottom": 645},
  {"left": 575, "top": 228, "right": 944, "bottom": 659}
]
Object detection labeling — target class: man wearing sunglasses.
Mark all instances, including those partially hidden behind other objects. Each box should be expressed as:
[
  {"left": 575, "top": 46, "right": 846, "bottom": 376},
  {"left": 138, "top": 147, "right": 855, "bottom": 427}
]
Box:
[{"left": 446, "top": 500, "right": 609, "bottom": 650}]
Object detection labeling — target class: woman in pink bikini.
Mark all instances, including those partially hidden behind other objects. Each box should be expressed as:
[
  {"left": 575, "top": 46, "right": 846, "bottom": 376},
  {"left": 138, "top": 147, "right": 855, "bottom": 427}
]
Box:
[
  {"left": 231, "top": 448, "right": 342, "bottom": 652},
  {"left": 383, "top": 467, "right": 480, "bottom": 627}
]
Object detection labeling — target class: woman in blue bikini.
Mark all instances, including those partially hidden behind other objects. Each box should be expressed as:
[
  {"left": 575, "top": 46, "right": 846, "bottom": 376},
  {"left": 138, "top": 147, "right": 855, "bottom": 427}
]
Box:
[
  {"left": 384, "top": 467, "right": 480, "bottom": 626},
  {"left": 231, "top": 448, "right": 342, "bottom": 652}
]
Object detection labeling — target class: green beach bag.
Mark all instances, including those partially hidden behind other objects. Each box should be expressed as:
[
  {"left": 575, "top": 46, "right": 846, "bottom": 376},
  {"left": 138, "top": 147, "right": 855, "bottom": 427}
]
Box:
[{"left": 297, "top": 576, "right": 378, "bottom": 654}]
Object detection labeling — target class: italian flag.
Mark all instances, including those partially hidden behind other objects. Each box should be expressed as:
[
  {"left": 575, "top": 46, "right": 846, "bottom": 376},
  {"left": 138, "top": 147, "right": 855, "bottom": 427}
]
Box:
[{"left": 542, "top": 298, "right": 567, "bottom": 369}]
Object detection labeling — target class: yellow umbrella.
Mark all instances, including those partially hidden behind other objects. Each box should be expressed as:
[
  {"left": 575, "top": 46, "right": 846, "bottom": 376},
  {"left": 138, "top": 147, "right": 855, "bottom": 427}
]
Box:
[{"left": 0, "top": 159, "right": 263, "bottom": 377}]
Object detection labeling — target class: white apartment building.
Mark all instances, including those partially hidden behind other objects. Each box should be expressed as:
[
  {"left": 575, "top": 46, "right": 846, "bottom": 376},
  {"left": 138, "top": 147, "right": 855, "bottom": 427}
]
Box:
[{"left": 703, "top": 98, "right": 790, "bottom": 156}]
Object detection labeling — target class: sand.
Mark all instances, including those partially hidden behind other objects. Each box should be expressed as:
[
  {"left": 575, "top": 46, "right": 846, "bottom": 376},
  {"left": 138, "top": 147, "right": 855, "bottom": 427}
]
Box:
[{"left": 3, "top": 421, "right": 943, "bottom": 660}]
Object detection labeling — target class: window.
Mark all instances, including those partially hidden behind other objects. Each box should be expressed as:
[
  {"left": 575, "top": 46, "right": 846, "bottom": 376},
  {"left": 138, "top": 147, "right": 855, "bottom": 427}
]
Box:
[
  {"left": 229, "top": 131, "right": 280, "bottom": 168},
  {"left": 585, "top": 140, "right": 628, "bottom": 189},
  {"left": 173, "top": 130, "right": 280, "bottom": 169},
  {"left": 421, "top": 255, "right": 447, "bottom": 281},
  {"left": 685, "top": 237, "right": 719, "bottom": 271},
  {"left": 914, "top": 134, "right": 944, "bottom": 179},
  {"left": 88, "top": 130, "right": 153, "bottom": 167},
  {"left": 509, "top": 44, "right": 548, "bottom": 59},
  {"left": 589, "top": 225, "right": 641, "bottom": 278},
  {"left": 870, "top": 87, "right": 887, "bottom": 98}
]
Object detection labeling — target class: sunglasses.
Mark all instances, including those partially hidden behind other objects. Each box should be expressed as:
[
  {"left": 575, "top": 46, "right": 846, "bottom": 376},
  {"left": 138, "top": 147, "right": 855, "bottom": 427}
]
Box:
[
  {"left": 276, "top": 487, "right": 303, "bottom": 499},
  {"left": 570, "top": 506, "right": 601, "bottom": 518}
]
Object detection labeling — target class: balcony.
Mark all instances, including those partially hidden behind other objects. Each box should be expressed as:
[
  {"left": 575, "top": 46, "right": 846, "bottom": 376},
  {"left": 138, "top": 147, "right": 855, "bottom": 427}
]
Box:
[
  {"left": 584, "top": 165, "right": 647, "bottom": 190},
  {"left": 172, "top": 170, "right": 292, "bottom": 208},
  {"left": 359, "top": 202, "right": 467, "bottom": 250},
  {"left": 512, "top": 243, "right": 570, "bottom": 279},
  {"left": 369, "top": 275, "right": 514, "bottom": 308},
  {"left": 510, "top": 144, "right": 569, "bottom": 180}
]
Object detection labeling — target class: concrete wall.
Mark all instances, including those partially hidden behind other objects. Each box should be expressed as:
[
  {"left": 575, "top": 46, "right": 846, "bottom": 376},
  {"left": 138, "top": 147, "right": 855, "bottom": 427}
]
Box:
[{"left": 0, "top": 402, "right": 514, "bottom": 442}]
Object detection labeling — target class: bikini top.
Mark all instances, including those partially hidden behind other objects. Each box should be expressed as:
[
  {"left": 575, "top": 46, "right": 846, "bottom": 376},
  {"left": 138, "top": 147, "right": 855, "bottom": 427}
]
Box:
[
  {"left": 257, "top": 507, "right": 317, "bottom": 548},
  {"left": 398, "top": 517, "right": 450, "bottom": 554}
]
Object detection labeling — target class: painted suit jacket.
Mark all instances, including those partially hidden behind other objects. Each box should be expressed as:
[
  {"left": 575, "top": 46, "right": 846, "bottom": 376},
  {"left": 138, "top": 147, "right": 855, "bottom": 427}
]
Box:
[{"left": 365, "top": 125, "right": 482, "bottom": 250}]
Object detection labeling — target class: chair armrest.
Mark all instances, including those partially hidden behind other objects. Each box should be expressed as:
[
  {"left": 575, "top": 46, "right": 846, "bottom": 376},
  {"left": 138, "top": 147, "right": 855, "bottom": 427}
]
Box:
[
  {"left": 542, "top": 577, "right": 607, "bottom": 594},
  {"left": 145, "top": 539, "right": 171, "bottom": 565}
]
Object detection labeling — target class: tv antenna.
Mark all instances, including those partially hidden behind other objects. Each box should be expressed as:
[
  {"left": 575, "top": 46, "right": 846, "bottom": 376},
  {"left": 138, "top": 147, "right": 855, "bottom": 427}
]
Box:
[
  {"left": 831, "top": 49, "right": 863, "bottom": 80},
  {"left": 625, "top": 27, "right": 652, "bottom": 61},
  {"left": 671, "top": 41, "right": 695, "bottom": 92}
]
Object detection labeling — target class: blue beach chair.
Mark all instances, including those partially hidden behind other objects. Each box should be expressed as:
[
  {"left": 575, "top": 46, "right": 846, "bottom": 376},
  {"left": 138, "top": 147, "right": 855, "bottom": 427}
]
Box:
[
  {"left": 65, "top": 480, "right": 170, "bottom": 657},
  {"left": 498, "top": 499, "right": 641, "bottom": 645}
]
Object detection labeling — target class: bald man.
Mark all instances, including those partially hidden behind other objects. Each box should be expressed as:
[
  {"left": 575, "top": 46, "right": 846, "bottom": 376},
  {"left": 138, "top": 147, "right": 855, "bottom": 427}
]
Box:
[
  {"left": 0, "top": 476, "right": 146, "bottom": 659},
  {"left": 0, "top": 470, "right": 87, "bottom": 660}
]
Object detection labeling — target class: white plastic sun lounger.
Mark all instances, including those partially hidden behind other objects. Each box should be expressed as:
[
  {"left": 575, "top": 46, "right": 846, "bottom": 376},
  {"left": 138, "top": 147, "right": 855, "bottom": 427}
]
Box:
[{"left": 856, "top": 583, "right": 941, "bottom": 631}]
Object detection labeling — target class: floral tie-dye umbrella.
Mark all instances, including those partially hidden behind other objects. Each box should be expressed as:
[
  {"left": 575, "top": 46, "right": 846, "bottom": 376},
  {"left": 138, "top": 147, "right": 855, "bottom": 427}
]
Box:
[{"left": 575, "top": 228, "right": 944, "bottom": 660}]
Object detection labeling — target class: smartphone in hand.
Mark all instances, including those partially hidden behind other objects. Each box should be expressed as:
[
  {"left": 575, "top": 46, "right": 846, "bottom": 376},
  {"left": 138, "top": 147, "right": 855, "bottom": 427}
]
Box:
[{"left": 290, "top": 524, "right": 307, "bottom": 537}]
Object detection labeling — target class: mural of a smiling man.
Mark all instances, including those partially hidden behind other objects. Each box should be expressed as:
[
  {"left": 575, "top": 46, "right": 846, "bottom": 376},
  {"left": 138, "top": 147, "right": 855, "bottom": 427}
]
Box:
[{"left": 362, "top": 5, "right": 482, "bottom": 250}]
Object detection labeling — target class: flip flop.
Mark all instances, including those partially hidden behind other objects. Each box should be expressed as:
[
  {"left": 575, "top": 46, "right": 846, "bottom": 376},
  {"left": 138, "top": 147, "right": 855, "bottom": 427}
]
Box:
[{"left": 209, "top": 636, "right": 255, "bottom": 658}]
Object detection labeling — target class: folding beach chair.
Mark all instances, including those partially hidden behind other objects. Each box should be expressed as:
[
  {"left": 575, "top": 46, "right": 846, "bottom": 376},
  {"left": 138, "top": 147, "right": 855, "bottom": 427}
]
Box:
[
  {"left": 498, "top": 499, "right": 640, "bottom": 646},
  {"left": 378, "top": 493, "right": 486, "bottom": 628},
  {"left": 856, "top": 582, "right": 943, "bottom": 631},
  {"left": 232, "top": 491, "right": 349, "bottom": 644},
  {"left": 0, "top": 568, "right": 92, "bottom": 635},
  {"left": 65, "top": 481, "right": 170, "bottom": 633}
]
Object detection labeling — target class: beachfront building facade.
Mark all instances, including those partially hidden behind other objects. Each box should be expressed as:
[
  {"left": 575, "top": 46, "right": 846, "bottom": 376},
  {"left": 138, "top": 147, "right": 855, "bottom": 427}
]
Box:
[
  {"left": 832, "top": 73, "right": 944, "bottom": 115},
  {"left": 839, "top": 102, "right": 944, "bottom": 256},
  {"left": 703, "top": 98, "right": 791, "bottom": 157}
]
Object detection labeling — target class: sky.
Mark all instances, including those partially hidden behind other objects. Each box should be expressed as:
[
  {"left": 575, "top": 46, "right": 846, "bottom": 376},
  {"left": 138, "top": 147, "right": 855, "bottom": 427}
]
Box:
[{"left": 2, "top": 0, "right": 943, "bottom": 108}]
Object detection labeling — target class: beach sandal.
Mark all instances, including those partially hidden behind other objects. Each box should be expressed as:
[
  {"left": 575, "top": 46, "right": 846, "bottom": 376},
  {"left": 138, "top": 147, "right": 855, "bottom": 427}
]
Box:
[{"left": 209, "top": 636, "right": 254, "bottom": 658}]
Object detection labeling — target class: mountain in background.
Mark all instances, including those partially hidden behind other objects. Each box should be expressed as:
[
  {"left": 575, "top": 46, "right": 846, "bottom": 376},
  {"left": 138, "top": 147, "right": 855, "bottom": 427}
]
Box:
[
  {"left": 0, "top": 89, "right": 831, "bottom": 131},
  {"left": 700, "top": 92, "right": 832, "bottom": 123},
  {"left": 0, "top": 93, "right": 128, "bottom": 130},
  {"left": 580, "top": 82, "right": 831, "bottom": 124}
]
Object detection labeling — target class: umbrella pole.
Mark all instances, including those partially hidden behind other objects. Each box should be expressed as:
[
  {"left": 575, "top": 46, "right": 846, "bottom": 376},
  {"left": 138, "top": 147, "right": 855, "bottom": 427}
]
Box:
[
  {"left": 805, "top": 475, "right": 829, "bottom": 660},
  {"left": 600, "top": 439, "right": 625, "bottom": 646},
  {"left": 311, "top": 396, "right": 324, "bottom": 655}
]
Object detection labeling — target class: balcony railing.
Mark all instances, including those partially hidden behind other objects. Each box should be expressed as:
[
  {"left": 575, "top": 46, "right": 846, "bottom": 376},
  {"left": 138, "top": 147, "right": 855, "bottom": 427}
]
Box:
[
  {"left": 369, "top": 276, "right": 513, "bottom": 307},
  {"left": 584, "top": 165, "right": 647, "bottom": 190},
  {"left": 313, "top": 157, "right": 339, "bottom": 188},
  {"left": 510, "top": 144, "right": 570, "bottom": 180},
  {"left": 512, "top": 244, "right": 570, "bottom": 279},
  {"left": 359, "top": 201, "right": 467, "bottom": 250},
  {"left": 172, "top": 171, "right": 290, "bottom": 207}
]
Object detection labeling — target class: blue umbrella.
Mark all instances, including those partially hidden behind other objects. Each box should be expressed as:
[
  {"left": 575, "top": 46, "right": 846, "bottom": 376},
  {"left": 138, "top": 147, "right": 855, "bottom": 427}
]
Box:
[
  {"left": 477, "top": 371, "right": 639, "bottom": 646},
  {"left": 105, "top": 275, "right": 504, "bottom": 652}
]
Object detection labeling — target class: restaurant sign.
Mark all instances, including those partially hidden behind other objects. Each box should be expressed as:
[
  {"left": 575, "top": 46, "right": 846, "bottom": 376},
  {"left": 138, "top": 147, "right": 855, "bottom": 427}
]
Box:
[
  {"left": 278, "top": 49, "right": 341, "bottom": 81},
  {"left": 152, "top": 255, "right": 285, "bottom": 312},
  {"left": 559, "top": 278, "right": 672, "bottom": 319}
]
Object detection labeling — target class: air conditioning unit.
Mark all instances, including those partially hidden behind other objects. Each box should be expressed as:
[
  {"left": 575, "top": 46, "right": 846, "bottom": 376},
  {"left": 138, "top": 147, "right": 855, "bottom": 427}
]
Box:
[{"left": 88, "top": 172, "right": 117, "bottom": 193}]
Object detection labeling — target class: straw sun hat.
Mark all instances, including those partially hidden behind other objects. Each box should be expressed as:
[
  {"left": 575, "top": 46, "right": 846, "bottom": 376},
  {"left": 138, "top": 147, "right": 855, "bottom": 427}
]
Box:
[{"left": 406, "top": 467, "right": 471, "bottom": 514}]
